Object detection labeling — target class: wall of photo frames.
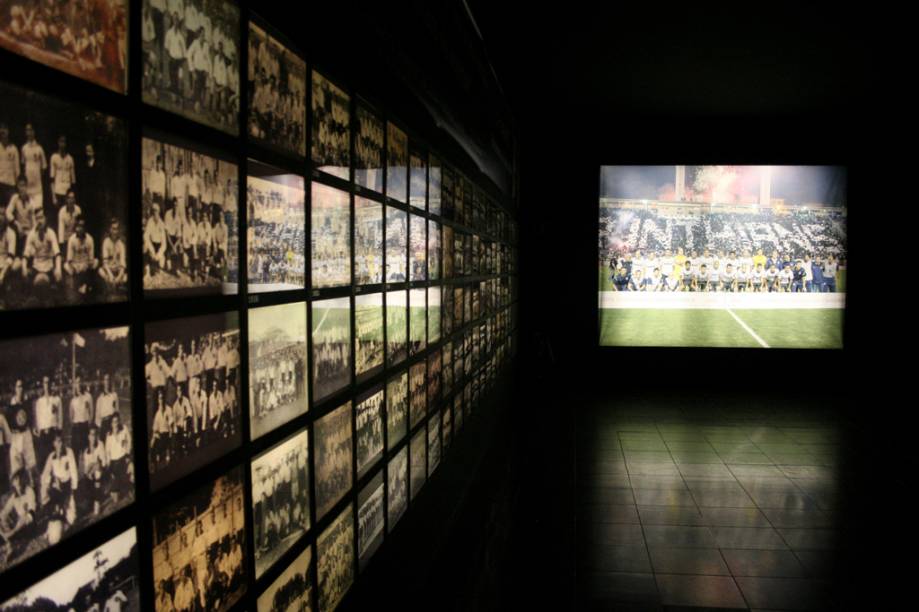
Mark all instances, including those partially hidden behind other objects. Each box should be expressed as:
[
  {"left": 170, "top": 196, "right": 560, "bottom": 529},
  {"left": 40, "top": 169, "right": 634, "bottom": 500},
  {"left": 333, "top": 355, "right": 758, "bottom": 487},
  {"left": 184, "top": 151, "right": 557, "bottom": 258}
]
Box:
[{"left": 0, "top": 2, "right": 518, "bottom": 611}]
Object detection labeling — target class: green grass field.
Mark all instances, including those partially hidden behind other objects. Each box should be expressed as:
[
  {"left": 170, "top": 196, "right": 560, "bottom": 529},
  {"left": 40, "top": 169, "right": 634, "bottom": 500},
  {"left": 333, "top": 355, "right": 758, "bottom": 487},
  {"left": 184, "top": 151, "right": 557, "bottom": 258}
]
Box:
[{"left": 599, "top": 308, "right": 843, "bottom": 348}]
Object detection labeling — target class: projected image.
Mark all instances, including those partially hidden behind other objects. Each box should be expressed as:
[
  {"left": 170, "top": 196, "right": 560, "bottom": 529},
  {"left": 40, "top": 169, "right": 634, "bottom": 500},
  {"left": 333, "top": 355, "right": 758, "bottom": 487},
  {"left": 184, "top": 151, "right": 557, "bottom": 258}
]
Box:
[{"left": 598, "top": 165, "right": 846, "bottom": 349}]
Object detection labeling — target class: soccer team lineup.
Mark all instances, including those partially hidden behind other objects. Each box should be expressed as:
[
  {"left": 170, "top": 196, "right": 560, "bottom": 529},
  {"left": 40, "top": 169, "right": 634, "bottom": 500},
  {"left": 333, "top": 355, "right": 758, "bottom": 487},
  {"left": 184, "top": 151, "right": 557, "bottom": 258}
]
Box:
[{"left": 599, "top": 166, "right": 846, "bottom": 349}]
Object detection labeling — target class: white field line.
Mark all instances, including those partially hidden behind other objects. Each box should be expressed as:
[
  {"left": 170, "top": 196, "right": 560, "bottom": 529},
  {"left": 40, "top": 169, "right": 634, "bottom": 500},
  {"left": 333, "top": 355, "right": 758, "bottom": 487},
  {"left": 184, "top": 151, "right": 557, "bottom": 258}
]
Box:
[{"left": 725, "top": 308, "right": 770, "bottom": 348}]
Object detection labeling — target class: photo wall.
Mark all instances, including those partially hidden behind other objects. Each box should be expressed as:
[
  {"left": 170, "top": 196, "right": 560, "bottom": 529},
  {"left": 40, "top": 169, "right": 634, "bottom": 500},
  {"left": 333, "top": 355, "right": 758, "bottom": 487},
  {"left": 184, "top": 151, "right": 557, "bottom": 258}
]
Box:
[{"left": 0, "top": 3, "right": 518, "bottom": 611}]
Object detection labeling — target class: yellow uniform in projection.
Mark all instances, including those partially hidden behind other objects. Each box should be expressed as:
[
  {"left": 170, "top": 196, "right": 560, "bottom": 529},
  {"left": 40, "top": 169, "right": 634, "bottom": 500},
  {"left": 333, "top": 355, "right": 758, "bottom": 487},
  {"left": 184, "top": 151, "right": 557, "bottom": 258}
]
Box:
[
  {"left": 753, "top": 253, "right": 767, "bottom": 270},
  {"left": 673, "top": 254, "right": 686, "bottom": 280}
]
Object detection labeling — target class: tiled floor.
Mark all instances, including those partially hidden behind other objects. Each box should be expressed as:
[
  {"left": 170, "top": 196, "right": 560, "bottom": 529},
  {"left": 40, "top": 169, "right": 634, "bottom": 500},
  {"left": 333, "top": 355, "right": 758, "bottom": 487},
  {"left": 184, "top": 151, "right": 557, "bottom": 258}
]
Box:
[{"left": 577, "top": 396, "right": 852, "bottom": 611}]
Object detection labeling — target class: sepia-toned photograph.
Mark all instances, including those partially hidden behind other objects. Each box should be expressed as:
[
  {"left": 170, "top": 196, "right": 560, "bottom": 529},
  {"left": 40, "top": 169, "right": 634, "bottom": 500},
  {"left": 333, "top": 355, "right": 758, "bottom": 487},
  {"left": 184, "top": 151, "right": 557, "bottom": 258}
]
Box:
[
  {"left": 248, "top": 301, "right": 307, "bottom": 440},
  {"left": 311, "top": 71, "right": 349, "bottom": 180},
  {"left": 428, "top": 155, "right": 441, "bottom": 216},
  {"left": 247, "top": 21, "right": 306, "bottom": 156},
  {"left": 141, "top": 136, "right": 238, "bottom": 296},
  {"left": 152, "top": 468, "right": 246, "bottom": 612},
  {"left": 409, "top": 429, "right": 425, "bottom": 501},
  {"left": 247, "top": 165, "right": 305, "bottom": 293},
  {"left": 251, "top": 428, "right": 310, "bottom": 579},
  {"left": 427, "top": 220, "right": 440, "bottom": 280},
  {"left": 442, "top": 341, "right": 453, "bottom": 396},
  {"left": 385, "top": 371, "right": 407, "bottom": 450},
  {"left": 442, "top": 225, "right": 453, "bottom": 279},
  {"left": 0, "top": 0, "right": 128, "bottom": 93},
  {"left": 454, "top": 394, "right": 463, "bottom": 432},
  {"left": 0, "top": 527, "right": 138, "bottom": 612},
  {"left": 0, "top": 81, "right": 129, "bottom": 310},
  {"left": 385, "top": 122, "right": 407, "bottom": 203},
  {"left": 354, "top": 104, "right": 383, "bottom": 193},
  {"left": 453, "top": 231, "right": 464, "bottom": 279},
  {"left": 427, "top": 416, "right": 440, "bottom": 477},
  {"left": 311, "top": 182, "right": 350, "bottom": 289},
  {"left": 354, "top": 293, "right": 383, "bottom": 382},
  {"left": 145, "top": 312, "right": 241, "bottom": 490},
  {"left": 442, "top": 406, "right": 452, "bottom": 451},
  {"left": 409, "top": 288, "right": 426, "bottom": 356},
  {"left": 426, "top": 350, "right": 441, "bottom": 408},
  {"left": 409, "top": 214, "right": 425, "bottom": 282},
  {"left": 313, "top": 401, "right": 351, "bottom": 520},
  {"left": 0, "top": 326, "right": 133, "bottom": 573},
  {"left": 311, "top": 297, "right": 350, "bottom": 404},
  {"left": 355, "top": 388, "right": 382, "bottom": 479},
  {"left": 385, "top": 290, "right": 407, "bottom": 367},
  {"left": 386, "top": 446, "right": 407, "bottom": 532},
  {"left": 441, "top": 164, "right": 454, "bottom": 220},
  {"left": 317, "top": 503, "right": 353, "bottom": 612},
  {"left": 384, "top": 206, "right": 406, "bottom": 283},
  {"left": 141, "top": 0, "right": 240, "bottom": 134},
  {"left": 357, "top": 472, "right": 383, "bottom": 568},
  {"left": 408, "top": 361, "right": 425, "bottom": 430},
  {"left": 453, "top": 327, "right": 464, "bottom": 384},
  {"left": 408, "top": 152, "right": 425, "bottom": 210},
  {"left": 354, "top": 196, "right": 382, "bottom": 286},
  {"left": 257, "top": 544, "right": 313, "bottom": 612},
  {"left": 427, "top": 286, "right": 441, "bottom": 344},
  {"left": 442, "top": 286, "right": 454, "bottom": 337}
]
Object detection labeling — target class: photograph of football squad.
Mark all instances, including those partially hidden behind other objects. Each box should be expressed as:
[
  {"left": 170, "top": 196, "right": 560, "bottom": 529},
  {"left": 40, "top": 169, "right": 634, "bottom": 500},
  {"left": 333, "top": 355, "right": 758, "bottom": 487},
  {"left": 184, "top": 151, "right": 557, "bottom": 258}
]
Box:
[
  {"left": 310, "top": 71, "right": 349, "bottom": 180},
  {"left": 599, "top": 165, "right": 845, "bottom": 348},
  {"left": 0, "top": 81, "right": 129, "bottom": 310},
  {"left": 257, "top": 543, "right": 313, "bottom": 612},
  {"left": 246, "top": 165, "right": 305, "bottom": 293},
  {"left": 312, "top": 401, "right": 351, "bottom": 521},
  {"left": 0, "top": 326, "right": 133, "bottom": 573},
  {"left": 354, "top": 104, "right": 382, "bottom": 193},
  {"left": 317, "top": 503, "right": 353, "bottom": 612}
]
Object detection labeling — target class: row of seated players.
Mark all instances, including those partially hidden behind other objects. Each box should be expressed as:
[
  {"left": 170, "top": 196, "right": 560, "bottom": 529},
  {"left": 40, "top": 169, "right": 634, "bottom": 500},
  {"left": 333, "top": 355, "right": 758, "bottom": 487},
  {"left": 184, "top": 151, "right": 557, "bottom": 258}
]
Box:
[{"left": 608, "top": 250, "right": 841, "bottom": 293}]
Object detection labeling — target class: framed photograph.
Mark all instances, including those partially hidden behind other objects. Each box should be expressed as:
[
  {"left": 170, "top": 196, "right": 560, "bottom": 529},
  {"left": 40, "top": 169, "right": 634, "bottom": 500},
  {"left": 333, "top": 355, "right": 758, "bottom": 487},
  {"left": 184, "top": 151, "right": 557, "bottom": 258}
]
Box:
[
  {"left": 151, "top": 468, "right": 247, "bottom": 612},
  {"left": 247, "top": 21, "right": 306, "bottom": 156},
  {"left": 453, "top": 393, "right": 463, "bottom": 432},
  {"left": 408, "top": 361, "right": 425, "bottom": 430},
  {"left": 310, "top": 71, "right": 349, "bottom": 180},
  {"left": 408, "top": 214, "right": 425, "bottom": 282},
  {"left": 354, "top": 387, "right": 383, "bottom": 479},
  {"left": 426, "top": 350, "right": 441, "bottom": 408},
  {"left": 247, "top": 164, "right": 306, "bottom": 293},
  {"left": 385, "top": 371, "right": 407, "bottom": 450},
  {"left": 248, "top": 301, "right": 308, "bottom": 439},
  {"left": 0, "top": 1, "right": 127, "bottom": 93},
  {"left": 442, "top": 341, "right": 453, "bottom": 396},
  {"left": 409, "top": 429, "right": 425, "bottom": 501},
  {"left": 442, "top": 285, "right": 453, "bottom": 337},
  {"left": 311, "top": 297, "right": 351, "bottom": 404},
  {"left": 386, "top": 446, "right": 407, "bottom": 531},
  {"left": 441, "top": 164, "right": 454, "bottom": 220},
  {"left": 0, "top": 326, "right": 133, "bottom": 573},
  {"left": 428, "top": 155, "right": 441, "bottom": 216},
  {"left": 141, "top": 135, "right": 238, "bottom": 296},
  {"left": 384, "top": 206, "right": 406, "bottom": 283},
  {"left": 408, "top": 288, "right": 425, "bottom": 356},
  {"left": 408, "top": 151, "right": 425, "bottom": 210},
  {"left": 354, "top": 196, "right": 382, "bottom": 285},
  {"left": 311, "top": 182, "right": 350, "bottom": 289},
  {"left": 357, "top": 471, "right": 383, "bottom": 568},
  {"left": 257, "top": 544, "right": 313, "bottom": 612},
  {"left": 0, "top": 81, "right": 129, "bottom": 310},
  {"left": 442, "top": 226, "right": 453, "bottom": 280},
  {"left": 317, "top": 503, "right": 353, "bottom": 612},
  {"left": 0, "top": 527, "right": 138, "bottom": 611},
  {"left": 385, "top": 122, "right": 407, "bottom": 203},
  {"left": 145, "top": 312, "right": 242, "bottom": 491},
  {"left": 427, "top": 416, "right": 440, "bottom": 477},
  {"left": 354, "top": 104, "right": 383, "bottom": 193},
  {"left": 427, "top": 286, "right": 441, "bottom": 344},
  {"left": 141, "top": 0, "right": 240, "bottom": 134},
  {"left": 442, "top": 406, "right": 452, "bottom": 451},
  {"left": 251, "top": 428, "right": 310, "bottom": 579},
  {"left": 313, "top": 401, "right": 351, "bottom": 520},
  {"left": 354, "top": 293, "right": 383, "bottom": 382},
  {"left": 385, "top": 289, "right": 406, "bottom": 367},
  {"left": 427, "top": 220, "right": 440, "bottom": 280},
  {"left": 452, "top": 325, "right": 463, "bottom": 383},
  {"left": 453, "top": 230, "right": 464, "bottom": 279}
]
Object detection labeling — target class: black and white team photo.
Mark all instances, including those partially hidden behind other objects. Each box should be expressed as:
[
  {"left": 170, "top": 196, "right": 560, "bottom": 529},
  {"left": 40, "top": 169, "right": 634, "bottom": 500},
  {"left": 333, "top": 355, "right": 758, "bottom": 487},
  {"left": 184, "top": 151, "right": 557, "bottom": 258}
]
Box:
[
  {"left": 313, "top": 402, "right": 351, "bottom": 520},
  {"left": 1, "top": 82, "right": 129, "bottom": 310},
  {"left": 409, "top": 361, "right": 425, "bottom": 430},
  {"left": 311, "top": 297, "right": 350, "bottom": 403},
  {"left": 145, "top": 312, "right": 241, "bottom": 490},
  {"left": 354, "top": 105, "right": 383, "bottom": 193},
  {"left": 386, "top": 372, "right": 407, "bottom": 450},
  {"left": 387, "top": 447, "right": 407, "bottom": 529},
  {"left": 357, "top": 473, "right": 383, "bottom": 567},
  {"left": 385, "top": 122, "right": 407, "bottom": 203},
  {"left": 317, "top": 505, "right": 353, "bottom": 612},
  {"left": 355, "top": 388, "right": 383, "bottom": 478},
  {"left": 248, "top": 301, "right": 308, "bottom": 440},
  {"left": 141, "top": 137, "right": 238, "bottom": 296},
  {"left": 251, "top": 429, "right": 309, "bottom": 578},
  {"left": 386, "top": 290, "right": 407, "bottom": 367},
  {"left": 310, "top": 72, "right": 349, "bottom": 180},
  {"left": 141, "top": 0, "right": 240, "bottom": 134},
  {"left": 354, "top": 293, "right": 383, "bottom": 382},
  {"left": 0, "top": 326, "right": 133, "bottom": 573},
  {"left": 257, "top": 545, "right": 313, "bottom": 612}
]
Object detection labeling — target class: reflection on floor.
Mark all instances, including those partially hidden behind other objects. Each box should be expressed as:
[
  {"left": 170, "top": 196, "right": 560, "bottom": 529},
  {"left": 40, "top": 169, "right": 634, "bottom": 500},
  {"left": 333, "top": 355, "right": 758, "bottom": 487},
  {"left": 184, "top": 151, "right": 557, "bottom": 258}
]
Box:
[{"left": 577, "top": 395, "right": 851, "bottom": 611}]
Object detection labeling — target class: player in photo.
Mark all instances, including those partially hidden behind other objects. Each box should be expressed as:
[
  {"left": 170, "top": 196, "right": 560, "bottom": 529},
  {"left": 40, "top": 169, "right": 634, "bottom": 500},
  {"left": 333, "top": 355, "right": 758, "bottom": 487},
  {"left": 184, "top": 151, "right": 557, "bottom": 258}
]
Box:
[
  {"left": 735, "top": 264, "right": 749, "bottom": 292},
  {"left": 680, "top": 260, "right": 694, "bottom": 291},
  {"left": 751, "top": 263, "right": 765, "bottom": 292},
  {"left": 779, "top": 263, "right": 793, "bottom": 292}
]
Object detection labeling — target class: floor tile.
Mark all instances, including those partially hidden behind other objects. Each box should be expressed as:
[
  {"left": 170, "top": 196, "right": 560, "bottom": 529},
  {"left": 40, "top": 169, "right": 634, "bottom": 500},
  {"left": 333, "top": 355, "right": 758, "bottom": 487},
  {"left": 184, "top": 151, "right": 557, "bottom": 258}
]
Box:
[
  {"left": 581, "top": 545, "right": 653, "bottom": 573},
  {"left": 777, "top": 528, "right": 841, "bottom": 551},
  {"left": 633, "top": 488, "right": 697, "bottom": 507},
  {"left": 710, "top": 527, "right": 788, "bottom": 550},
  {"left": 579, "top": 503, "right": 642, "bottom": 524},
  {"left": 699, "top": 507, "right": 771, "bottom": 528},
  {"left": 643, "top": 525, "right": 717, "bottom": 548},
  {"left": 735, "top": 576, "right": 830, "bottom": 610},
  {"left": 580, "top": 523, "right": 647, "bottom": 547},
  {"left": 655, "top": 574, "right": 747, "bottom": 609},
  {"left": 721, "top": 549, "right": 807, "bottom": 577},
  {"left": 648, "top": 547, "right": 730, "bottom": 575},
  {"left": 637, "top": 505, "right": 707, "bottom": 527}
]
